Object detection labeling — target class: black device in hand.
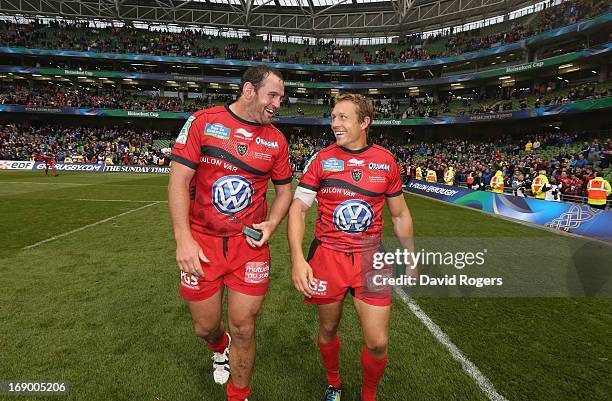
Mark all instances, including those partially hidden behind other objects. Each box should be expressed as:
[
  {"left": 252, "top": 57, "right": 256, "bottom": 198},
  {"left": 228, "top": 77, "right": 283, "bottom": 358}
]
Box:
[{"left": 242, "top": 226, "right": 263, "bottom": 241}]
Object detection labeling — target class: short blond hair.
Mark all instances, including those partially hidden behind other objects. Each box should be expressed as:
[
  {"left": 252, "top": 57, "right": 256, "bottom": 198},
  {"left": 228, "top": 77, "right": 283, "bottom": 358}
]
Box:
[{"left": 334, "top": 93, "right": 374, "bottom": 131}]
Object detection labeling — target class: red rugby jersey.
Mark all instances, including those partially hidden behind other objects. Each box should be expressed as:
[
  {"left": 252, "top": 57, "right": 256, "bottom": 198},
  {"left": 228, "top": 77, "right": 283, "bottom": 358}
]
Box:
[
  {"left": 170, "top": 105, "right": 292, "bottom": 236},
  {"left": 298, "top": 143, "right": 403, "bottom": 252}
]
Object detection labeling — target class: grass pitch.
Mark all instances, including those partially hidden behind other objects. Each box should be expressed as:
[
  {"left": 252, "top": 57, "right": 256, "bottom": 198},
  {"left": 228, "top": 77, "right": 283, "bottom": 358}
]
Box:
[{"left": 0, "top": 171, "right": 610, "bottom": 401}]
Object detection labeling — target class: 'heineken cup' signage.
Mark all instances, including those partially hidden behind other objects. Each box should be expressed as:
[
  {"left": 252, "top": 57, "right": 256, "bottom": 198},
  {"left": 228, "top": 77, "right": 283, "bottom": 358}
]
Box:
[{"left": 505, "top": 61, "right": 544, "bottom": 74}]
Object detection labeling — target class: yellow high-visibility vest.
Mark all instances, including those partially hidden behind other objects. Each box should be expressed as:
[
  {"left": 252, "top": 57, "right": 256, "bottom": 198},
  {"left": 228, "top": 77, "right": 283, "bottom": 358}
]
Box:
[
  {"left": 532, "top": 175, "right": 548, "bottom": 199},
  {"left": 587, "top": 177, "right": 611, "bottom": 205},
  {"left": 491, "top": 175, "right": 504, "bottom": 194},
  {"left": 416, "top": 167, "right": 422, "bottom": 180},
  {"left": 444, "top": 170, "right": 454, "bottom": 185}
]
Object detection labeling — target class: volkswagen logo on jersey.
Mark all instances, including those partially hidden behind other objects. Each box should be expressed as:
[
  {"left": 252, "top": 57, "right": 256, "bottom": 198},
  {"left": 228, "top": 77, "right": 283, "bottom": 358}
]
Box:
[
  {"left": 333, "top": 200, "right": 374, "bottom": 233},
  {"left": 212, "top": 175, "right": 253, "bottom": 215}
]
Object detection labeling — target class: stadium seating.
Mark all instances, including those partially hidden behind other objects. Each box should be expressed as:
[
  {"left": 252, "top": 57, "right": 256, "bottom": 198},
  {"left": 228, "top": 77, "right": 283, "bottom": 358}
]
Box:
[
  {"left": 0, "top": 0, "right": 607, "bottom": 65},
  {"left": 1, "top": 79, "right": 608, "bottom": 118},
  {"left": 152, "top": 139, "right": 174, "bottom": 149},
  {"left": 288, "top": 133, "right": 612, "bottom": 198},
  {"left": 0, "top": 123, "right": 173, "bottom": 165}
]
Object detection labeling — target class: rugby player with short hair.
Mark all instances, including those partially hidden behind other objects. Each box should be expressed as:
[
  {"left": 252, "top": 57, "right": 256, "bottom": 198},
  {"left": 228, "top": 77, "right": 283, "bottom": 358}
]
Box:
[
  {"left": 168, "top": 65, "right": 293, "bottom": 401},
  {"left": 288, "top": 93, "right": 414, "bottom": 401}
]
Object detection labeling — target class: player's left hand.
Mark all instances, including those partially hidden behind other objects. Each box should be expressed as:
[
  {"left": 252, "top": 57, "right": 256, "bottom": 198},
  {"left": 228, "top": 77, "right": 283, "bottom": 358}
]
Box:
[{"left": 245, "top": 221, "right": 275, "bottom": 248}]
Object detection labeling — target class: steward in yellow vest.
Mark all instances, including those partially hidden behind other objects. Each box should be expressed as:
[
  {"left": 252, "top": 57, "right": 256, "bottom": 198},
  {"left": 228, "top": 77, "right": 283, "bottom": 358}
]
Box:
[
  {"left": 531, "top": 171, "right": 549, "bottom": 199},
  {"left": 426, "top": 168, "right": 437, "bottom": 183},
  {"left": 587, "top": 172, "right": 611, "bottom": 209},
  {"left": 490, "top": 170, "right": 504, "bottom": 194},
  {"left": 444, "top": 167, "right": 455, "bottom": 186}
]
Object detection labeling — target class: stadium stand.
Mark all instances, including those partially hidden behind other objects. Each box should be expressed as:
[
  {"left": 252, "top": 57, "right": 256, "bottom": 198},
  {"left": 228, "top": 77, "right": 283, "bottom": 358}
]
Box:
[
  {"left": 0, "top": 0, "right": 607, "bottom": 65},
  {"left": 0, "top": 86, "right": 231, "bottom": 112},
  {"left": 288, "top": 131, "right": 612, "bottom": 203},
  {"left": 532, "top": 0, "right": 610, "bottom": 32},
  {"left": 0, "top": 123, "right": 172, "bottom": 165},
  {"left": 1, "top": 1, "right": 611, "bottom": 401},
  {"left": 2, "top": 80, "right": 609, "bottom": 118},
  {"left": 3, "top": 120, "right": 609, "bottom": 201}
]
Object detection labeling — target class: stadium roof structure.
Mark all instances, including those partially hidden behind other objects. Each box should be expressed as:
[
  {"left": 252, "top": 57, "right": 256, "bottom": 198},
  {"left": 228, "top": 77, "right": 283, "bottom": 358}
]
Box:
[{"left": 0, "top": 0, "right": 539, "bottom": 38}]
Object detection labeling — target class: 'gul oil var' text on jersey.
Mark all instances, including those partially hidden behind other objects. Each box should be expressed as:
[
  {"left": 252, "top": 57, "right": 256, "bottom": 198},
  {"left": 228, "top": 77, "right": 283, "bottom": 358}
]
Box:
[
  {"left": 170, "top": 106, "right": 292, "bottom": 236},
  {"left": 298, "top": 144, "right": 403, "bottom": 252}
]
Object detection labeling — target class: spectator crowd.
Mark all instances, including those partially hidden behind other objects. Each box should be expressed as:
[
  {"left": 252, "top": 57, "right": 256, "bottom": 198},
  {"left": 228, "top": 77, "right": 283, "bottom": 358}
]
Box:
[
  {"left": 0, "top": 123, "right": 173, "bottom": 166},
  {"left": 0, "top": 85, "right": 233, "bottom": 112},
  {"left": 536, "top": 0, "right": 609, "bottom": 33},
  {"left": 288, "top": 131, "right": 612, "bottom": 203},
  {"left": 0, "top": 79, "right": 609, "bottom": 126},
  {"left": 0, "top": 0, "right": 606, "bottom": 65},
  {"left": 2, "top": 121, "right": 610, "bottom": 205},
  {"left": 402, "top": 135, "right": 610, "bottom": 200}
]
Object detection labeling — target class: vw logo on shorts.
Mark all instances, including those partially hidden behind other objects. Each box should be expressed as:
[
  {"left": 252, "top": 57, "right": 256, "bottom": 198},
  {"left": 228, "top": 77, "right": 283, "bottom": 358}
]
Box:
[
  {"left": 212, "top": 175, "right": 254, "bottom": 215},
  {"left": 333, "top": 199, "right": 374, "bottom": 233}
]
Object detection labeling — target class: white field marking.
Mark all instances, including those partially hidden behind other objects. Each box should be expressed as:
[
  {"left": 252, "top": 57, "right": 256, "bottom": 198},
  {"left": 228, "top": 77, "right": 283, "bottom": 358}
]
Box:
[
  {"left": 1, "top": 180, "right": 162, "bottom": 188},
  {"left": 394, "top": 287, "right": 510, "bottom": 401},
  {"left": 22, "top": 202, "right": 161, "bottom": 250},
  {"left": 76, "top": 198, "right": 168, "bottom": 203},
  {"left": 1, "top": 181, "right": 90, "bottom": 186}
]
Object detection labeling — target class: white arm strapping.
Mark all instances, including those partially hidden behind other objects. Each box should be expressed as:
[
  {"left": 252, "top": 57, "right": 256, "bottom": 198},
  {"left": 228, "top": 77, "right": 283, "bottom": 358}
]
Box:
[{"left": 293, "top": 186, "right": 317, "bottom": 208}]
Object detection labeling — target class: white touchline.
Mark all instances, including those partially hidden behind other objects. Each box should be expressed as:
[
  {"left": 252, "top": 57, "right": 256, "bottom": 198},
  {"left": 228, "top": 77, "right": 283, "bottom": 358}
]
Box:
[
  {"left": 394, "top": 287, "right": 510, "bottom": 401},
  {"left": 76, "top": 198, "right": 168, "bottom": 203},
  {"left": 22, "top": 202, "right": 161, "bottom": 250},
  {"left": 1, "top": 181, "right": 90, "bottom": 186}
]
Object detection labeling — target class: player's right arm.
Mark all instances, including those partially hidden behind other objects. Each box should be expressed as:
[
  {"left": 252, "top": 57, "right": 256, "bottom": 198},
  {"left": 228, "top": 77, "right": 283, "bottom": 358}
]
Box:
[
  {"left": 168, "top": 163, "right": 209, "bottom": 277},
  {"left": 168, "top": 112, "right": 209, "bottom": 277},
  {"left": 287, "top": 152, "right": 321, "bottom": 298},
  {"left": 288, "top": 195, "right": 315, "bottom": 297}
]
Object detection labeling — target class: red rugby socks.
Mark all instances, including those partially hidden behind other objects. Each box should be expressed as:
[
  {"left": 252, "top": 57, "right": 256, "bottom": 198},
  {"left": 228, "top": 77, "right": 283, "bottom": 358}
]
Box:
[
  {"left": 361, "top": 346, "right": 388, "bottom": 401},
  {"left": 318, "top": 334, "right": 341, "bottom": 388},
  {"left": 208, "top": 331, "right": 229, "bottom": 353},
  {"left": 226, "top": 379, "right": 250, "bottom": 401}
]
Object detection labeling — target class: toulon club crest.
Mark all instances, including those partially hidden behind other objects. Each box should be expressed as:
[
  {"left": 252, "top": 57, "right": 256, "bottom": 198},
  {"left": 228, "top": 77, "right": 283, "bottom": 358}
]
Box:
[
  {"left": 237, "top": 143, "right": 248, "bottom": 156},
  {"left": 352, "top": 169, "right": 363, "bottom": 182}
]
